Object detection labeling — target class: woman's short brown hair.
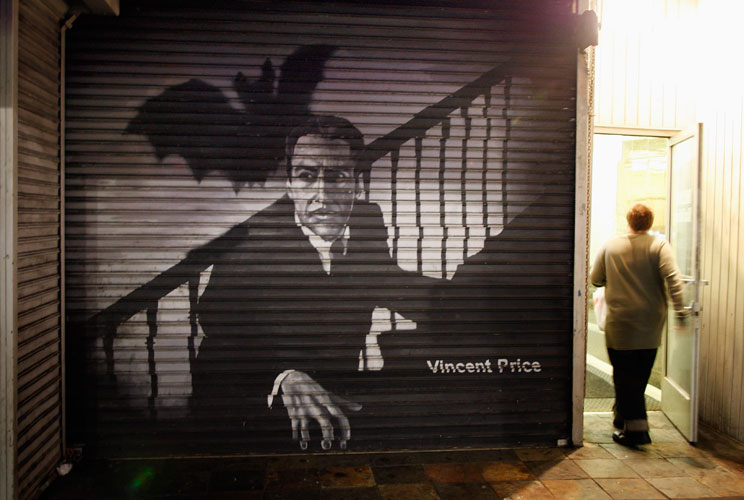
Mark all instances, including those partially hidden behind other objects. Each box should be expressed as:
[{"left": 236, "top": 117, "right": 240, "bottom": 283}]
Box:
[{"left": 626, "top": 203, "right": 654, "bottom": 232}]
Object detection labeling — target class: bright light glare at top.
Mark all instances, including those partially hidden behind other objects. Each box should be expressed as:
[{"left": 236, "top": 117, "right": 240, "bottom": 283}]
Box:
[
  {"left": 599, "top": 0, "right": 744, "bottom": 110},
  {"left": 697, "top": 0, "right": 744, "bottom": 100}
]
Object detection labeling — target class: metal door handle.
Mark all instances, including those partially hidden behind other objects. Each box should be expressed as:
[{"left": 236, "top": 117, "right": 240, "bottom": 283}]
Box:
[
  {"left": 681, "top": 278, "right": 709, "bottom": 285},
  {"left": 682, "top": 301, "right": 700, "bottom": 314}
]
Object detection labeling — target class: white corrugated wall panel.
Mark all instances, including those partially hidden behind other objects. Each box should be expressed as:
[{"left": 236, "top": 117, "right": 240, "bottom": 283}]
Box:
[
  {"left": 699, "top": 93, "right": 744, "bottom": 441},
  {"left": 596, "top": 0, "right": 744, "bottom": 444},
  {"left": 594, "top": 0, "right": 697, "bottom": 131}
]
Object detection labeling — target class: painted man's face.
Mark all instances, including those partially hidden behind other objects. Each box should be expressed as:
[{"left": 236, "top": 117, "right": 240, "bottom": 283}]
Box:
[{"left": 287, "top": 134, "right": 361, "bottom": 241}]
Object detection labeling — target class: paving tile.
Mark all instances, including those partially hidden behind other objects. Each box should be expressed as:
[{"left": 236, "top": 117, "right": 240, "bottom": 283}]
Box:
[
  {"left": 647, "top": 476, "right": 718, "bottom": 498},
  {"left": 583, "top": 412, "right": 616, "bottom": 427},
  {"left": 263, "top": 489, "right": 324, "bottom": 500},
  {"left": 264, "top": 455, "right": 316, "bottom": 470},
  {"left": 525, "top": 460, "right": 589, "bottom": 480},
  {"left": 648, "top": 412, "right": 677, "bottom": 429},
  {"left": 565, "top": 443, "right": 615, "bottom": 460},
  {"left": 378, "top": 483, "right": 441, "bottom": 500},
  {"left": 212, "top": 458, "right": 267, "bottom": 472},
  {"left": 207, "top": 469, "right": 264, "bottom": 492},
  {"left": 318, "top": 466, "right": 376, "bottom": 488},
  {"left": 372, "top": 464, "right": 429, "bottom": 484},
  {"left": 427, "top": 452, "right": 473, "bottom": 464},
  {"left": 158, "top": 463, "right": 213, "bottom": 496},
  {"left": 667, "top": 456, "right": 734, "bottom": 478},
  {"left": 457, "top": 449, "right": 520, "bottom": 463},
  {"left": 415, "top": 449, "right": 517, "bottom": 464},
  {"left": 200, "top": 492, "right": 264, "bottom": 500},
  {"left": 91, "top": 461, "right": 169, "bottom": 498},
  {"left": 435, "top": 451, "right": 486, "bottom": 464},
  {"left": 300, "top": 453, "right": 376, "bottom": 469},
  {"left": 320, "top": 486, "right": 383, "bottom": 500},
  {"left": 583, "top": 412, "right": 611, "bottom": 423},
  {"left": 708, "top": 454, "right": 744, "bottom": 476},
  {"left": 694, "top": 470, "right": 744, "bottom": 496},
  {"left": 697, "top": 425, "right": 744, "bottom": 476},
  {"left": 488, "top": 480, "right": 557, "bottom": 500},
  {"left": 594, "top": 478, "right": 666, "bottom": 499},
  {"left": 584, "top": 428, "right": 616, "bottom": 444},
  {"left": 481, "top": 461, "right": 534, "bottom": 482},
  {"left": 264, "top": 468, "right": 320, "bottom": 490},
  {"left": 370, "top": 453, "right": 419, "bottom": 467},
  {"left": 370, "top": 452, "right": 445, "bottom": 467},
  {"left": 623, "top": 458, "right": 685, "bottom": 478},
  {"left": 433, "top": 482, "right": 500, "bottom": 500},
  {"left": 650, "top": 428, "right": 689, "bottom": 443},
  {"left": 574, "top": 458, "right": 639, "bottom": 478},
  {"left": 601, "top": 443, "right": 662, "bottom": 460},
  {"left": 424, "top": 463, "right": 484, "bottom": 483},
  {"left": 406, "top": 452, "right": 467, "bottom": 465},
  {"left": 542, "top": 479, "right": 612, "bottom": 500},
  {"left": 515, "top": 447, "right": 567, "bottom": 461},
  {"left": 648, "top": 442, "right": 707, "bottom": 458},
  {"left": 38, "top": 410, "right": 744, "bottom": 500},
  {"left": 49, "top": 463, "right": 126, "bottom": 500}
]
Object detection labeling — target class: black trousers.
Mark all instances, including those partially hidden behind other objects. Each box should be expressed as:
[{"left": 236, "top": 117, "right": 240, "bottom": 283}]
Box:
[{"left": 607, "top": 347, "right": 657, "bottom": 431}]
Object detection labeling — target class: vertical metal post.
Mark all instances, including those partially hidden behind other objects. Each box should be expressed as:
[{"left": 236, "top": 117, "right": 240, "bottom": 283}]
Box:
[
  {"left": 59, "top": 10, "right": 76, "bottom": 460},
  {"left": 460, "top": 107, "right": 470, "bottom": 261},
  {"left": 0, "top": 0, "right": 19, "bottom": 497},
  {"left": 415, "top": 137, "right": 423, "bottom": 274},
  {"left": 439, "top": 119, "right": 450, "bottom": 279},
  {"left": 572, "top": 0, "right": 596, "bottom": 447}
]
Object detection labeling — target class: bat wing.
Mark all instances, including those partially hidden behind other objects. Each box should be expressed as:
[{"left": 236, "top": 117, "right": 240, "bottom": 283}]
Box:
[
  {"left": 126, "top": 78, "right": 272, "bottom": 190},
  {"left": 276, "top": 44, "right": 337, "bottom": 127}
]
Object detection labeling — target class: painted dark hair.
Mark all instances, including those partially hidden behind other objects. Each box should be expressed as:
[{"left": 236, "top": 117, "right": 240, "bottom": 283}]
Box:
[
  {"left": 626, "top": 203, "right": 654, "bottom": 232},
  {"left": 285, "top": 115, "right": 366, "bottom": 178}
]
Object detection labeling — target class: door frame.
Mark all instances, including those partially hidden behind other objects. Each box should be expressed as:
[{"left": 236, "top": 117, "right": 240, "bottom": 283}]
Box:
[
  {"left": 572, "top": 0, "right": 595, "bottom": 446},
  {"left": 587, "top": 124, "right": 705, "bottom": 442},
  {"left": 584, "top": 125, "right": 683, "bottom": 445}
]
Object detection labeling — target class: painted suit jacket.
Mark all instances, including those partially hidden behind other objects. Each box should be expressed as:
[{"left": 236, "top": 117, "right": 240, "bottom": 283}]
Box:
[{"left": 189, "top": 195, "right": 435, "bottom": 449}]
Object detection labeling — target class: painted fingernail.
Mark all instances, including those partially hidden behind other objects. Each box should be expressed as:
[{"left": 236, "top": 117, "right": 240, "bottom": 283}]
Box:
[
  {"left": 321, "top": 439, "right": 332, "bottom": 450},
  {"left": 300, "top": 440, "right": 308, "bottom": 450},
  {"left": 340, "top": 440, "right": 347, "bottom": 450}
]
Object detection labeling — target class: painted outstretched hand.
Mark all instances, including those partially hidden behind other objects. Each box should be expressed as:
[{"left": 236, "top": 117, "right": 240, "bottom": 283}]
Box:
[{"left": 280, "top": 370, "right": 362, "bottom": 451}]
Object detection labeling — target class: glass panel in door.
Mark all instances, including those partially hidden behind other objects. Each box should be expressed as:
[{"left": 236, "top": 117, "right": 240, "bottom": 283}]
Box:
[{"left": 661, "top": 124, "right": 702, "bottom": 443}]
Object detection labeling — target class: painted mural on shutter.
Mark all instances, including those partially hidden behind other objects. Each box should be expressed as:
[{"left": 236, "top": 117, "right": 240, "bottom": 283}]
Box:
[
  {"left": 65, "top": 0, "right": 577, "bottom": 456},
  {"left": 17, "top": 0, "right": 66, "bottom": 497}
]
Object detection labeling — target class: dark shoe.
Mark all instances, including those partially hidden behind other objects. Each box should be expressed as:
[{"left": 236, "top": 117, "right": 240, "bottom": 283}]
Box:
[{"left": 612, "top": 430, "right": 651, "bottom": 446}]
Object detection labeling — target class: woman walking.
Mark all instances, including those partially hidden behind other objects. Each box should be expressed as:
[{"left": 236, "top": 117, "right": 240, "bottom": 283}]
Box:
[{"left": 590, "top": 203, "right": 688, "bottom": 446}]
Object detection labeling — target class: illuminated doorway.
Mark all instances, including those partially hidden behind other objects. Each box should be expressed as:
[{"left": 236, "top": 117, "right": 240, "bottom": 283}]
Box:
[{"left": 585, "top": 133, "right": 670, "bottom": 412}]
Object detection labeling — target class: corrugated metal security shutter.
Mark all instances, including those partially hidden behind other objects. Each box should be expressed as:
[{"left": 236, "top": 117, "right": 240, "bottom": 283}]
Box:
[
  {"left": 66, "top": 0, "right": 577, "bottom": 456},
  {"left": 17, "top": 0, "right": 67, "bottom": 497}
]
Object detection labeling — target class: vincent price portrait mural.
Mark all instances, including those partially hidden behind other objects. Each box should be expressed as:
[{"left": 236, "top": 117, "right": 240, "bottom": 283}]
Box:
[
  {"left": 67, "top": 9, "right": 576, "bottom": 455},
  {"left": 191, "top": 113, "right": 440, "bottom": 451}
]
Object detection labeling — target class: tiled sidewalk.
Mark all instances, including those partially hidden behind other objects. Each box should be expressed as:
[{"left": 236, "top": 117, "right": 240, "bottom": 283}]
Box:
[{"left": 41, "top": 412, "right": 744, "bottom": 499}]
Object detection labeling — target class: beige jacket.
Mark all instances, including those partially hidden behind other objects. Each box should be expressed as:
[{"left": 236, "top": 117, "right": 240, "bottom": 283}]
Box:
[{"left": 590, "top": 233, "right": 686, "bottom": 350}]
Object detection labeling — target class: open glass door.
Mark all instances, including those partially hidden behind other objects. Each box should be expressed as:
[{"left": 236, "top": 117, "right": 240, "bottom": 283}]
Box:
[{"left": 661, "top": 124, "right": 703, "bottom": 442}]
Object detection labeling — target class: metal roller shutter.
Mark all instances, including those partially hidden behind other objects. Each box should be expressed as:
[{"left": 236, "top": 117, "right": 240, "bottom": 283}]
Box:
[
  {"left": 66, "top": 0, "right": 577, "bottom": 456},
  {"left": 17, "top": 0, "right": 66, "bottom": 497}
]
